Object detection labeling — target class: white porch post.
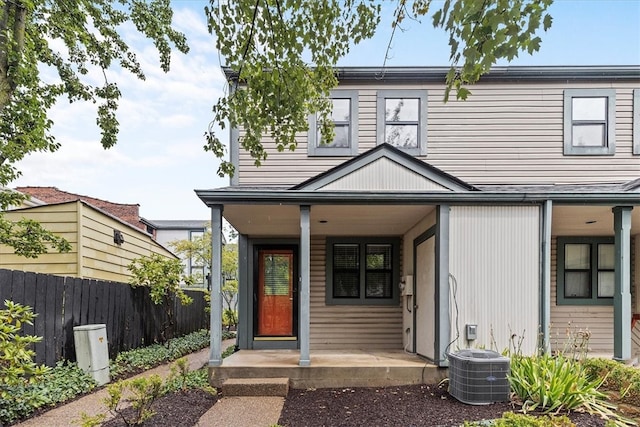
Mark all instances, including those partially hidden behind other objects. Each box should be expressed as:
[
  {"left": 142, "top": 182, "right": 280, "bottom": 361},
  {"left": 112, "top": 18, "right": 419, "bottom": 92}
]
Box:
[
  {"left": 613, "top": 206, "right": 633, "bottom": 361},
  {"left": 209, "top": 205, "right": 223, "bottom": 366},
  {"left": 299, "top": 205, "right": 311, "bottom": 366}
]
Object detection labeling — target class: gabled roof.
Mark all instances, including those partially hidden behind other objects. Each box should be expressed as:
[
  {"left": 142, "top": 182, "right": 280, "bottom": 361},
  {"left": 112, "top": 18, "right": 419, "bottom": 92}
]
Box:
[
  {"left": 293, "top": 143, "right": 477, "bottom": 192},
  {"left": 15, "top": 186, "right": 144, "bottom": 230}
]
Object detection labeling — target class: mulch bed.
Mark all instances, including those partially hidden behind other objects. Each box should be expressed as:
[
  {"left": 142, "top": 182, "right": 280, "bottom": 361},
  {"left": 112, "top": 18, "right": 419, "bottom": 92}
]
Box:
[
  {"left": 54, "top": 382, "right": 613, "bottom": 426},
  {"left": 278, "top": 384, "right": 608, "bottom": 427},
  {"left": 101, "top": 389, "right": 218, "bottom": 427}
]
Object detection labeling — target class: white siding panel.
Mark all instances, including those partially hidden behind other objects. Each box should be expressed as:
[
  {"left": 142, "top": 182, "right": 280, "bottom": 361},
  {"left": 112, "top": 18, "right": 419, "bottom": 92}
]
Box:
[
  {"left": 237, "top": 82, "right": 639, "bottom": 187},
  {"left": 449, "top": 206, "right": 540, "bottom": 355},
  {"left": 309, "top": 237, "right": 403, "bottom": 350},
  {"left": 550, "top": 237, "right": 614, "bottom": 354},
  {"left": 319, "top": 158, "right": 450, "bottom": 191}
]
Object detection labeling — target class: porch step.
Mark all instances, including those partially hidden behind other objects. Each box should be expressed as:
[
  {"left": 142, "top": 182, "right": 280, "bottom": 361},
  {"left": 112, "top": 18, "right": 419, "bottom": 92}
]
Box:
[{"left": 222, "top": 377, "right": 290, "bottom": 397}]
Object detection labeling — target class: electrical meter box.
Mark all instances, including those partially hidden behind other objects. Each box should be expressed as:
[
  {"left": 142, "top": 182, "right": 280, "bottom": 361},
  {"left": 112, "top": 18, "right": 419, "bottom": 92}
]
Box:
[{"left": 74, "top": 324, "right": 110, "bottom": 386}]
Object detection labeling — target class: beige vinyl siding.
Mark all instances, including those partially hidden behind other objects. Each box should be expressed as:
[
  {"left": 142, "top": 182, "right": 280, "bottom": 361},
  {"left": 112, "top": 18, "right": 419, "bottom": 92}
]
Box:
[
  {"left": 0, "top": 203, "right": 80, "bottom": 276},
  {"left": 79, "top": 203, "right": 176, "bottom": 282},
  {"left": 238, "top": 83, "right": 638, "bottom": 187},
  {"left": 550, "top": 236, "right": 614, "bottom": 354},
  {"left": 0, "top": 201, "right": 176, "bottom": 283},
  {"left": 448, "top": 205, "right": 540, "bottom": 355},
  {"left": 319, "top": 157, "right": 450, "bottom": 191},
  {"left": 309, "top": 236, "right": 403, "bottom": 350}
]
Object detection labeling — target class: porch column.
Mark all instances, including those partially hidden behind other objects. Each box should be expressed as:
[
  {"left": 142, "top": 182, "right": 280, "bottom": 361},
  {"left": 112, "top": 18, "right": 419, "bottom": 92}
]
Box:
[
  {"left": 299, "top": 205, "right": 311, "bottom": 366},
  {"left": 540, "top": 200, "right": 552, "bottom": 353},
  {"left": 209, "top": 205, "right": 224, "bottom": 366},
  {"left": 613, "top": 206, "right": 633, "bottom": 361},
  {"left": 435, "top": 205, "right": 451, "bottom": 367}
]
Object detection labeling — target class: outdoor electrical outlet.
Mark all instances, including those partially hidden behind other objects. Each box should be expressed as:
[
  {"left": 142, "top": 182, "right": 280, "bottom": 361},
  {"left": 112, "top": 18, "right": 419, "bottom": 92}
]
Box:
[{"left": 465, "top": 324, "right": 477, "bottom": 341}]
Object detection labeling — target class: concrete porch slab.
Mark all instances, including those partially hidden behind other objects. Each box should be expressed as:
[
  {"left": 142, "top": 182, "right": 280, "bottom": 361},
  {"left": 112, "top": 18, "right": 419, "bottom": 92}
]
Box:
[{"left": 209, "top": 349, "right": 447, "bottom": 389}]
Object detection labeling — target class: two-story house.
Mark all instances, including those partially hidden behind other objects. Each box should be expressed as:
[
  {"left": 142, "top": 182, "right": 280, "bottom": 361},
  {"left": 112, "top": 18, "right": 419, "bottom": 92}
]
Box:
[{"left": 197, "top": 66, "right": 640, "bottom": 372}]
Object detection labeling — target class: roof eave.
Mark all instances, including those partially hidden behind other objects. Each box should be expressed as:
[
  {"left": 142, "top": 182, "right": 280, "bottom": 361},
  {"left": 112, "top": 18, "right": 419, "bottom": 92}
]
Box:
[
  {"left": 196, "top": 189, "right": 640, "bottom": 206},
  {"left": 222, "top": 65, "right": 640, "bottom": 84}
]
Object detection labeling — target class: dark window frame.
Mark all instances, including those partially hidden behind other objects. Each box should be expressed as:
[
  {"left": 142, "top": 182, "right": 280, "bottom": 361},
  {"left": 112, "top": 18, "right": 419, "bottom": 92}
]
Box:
[
  {"left": 376, "top": 89, "right": 428, "bottom": 156},
  {"left": 308, "top": 90, "right": 359, "bottom": 157},
  {"left": 563, "top": 89, "right": 616, "bottom": 156},
  {"left": 325, "top": 237, "right": 400, "bottom": 306},
  {"left": 556, "top": 236, "right": 615, "bottom": 306}
]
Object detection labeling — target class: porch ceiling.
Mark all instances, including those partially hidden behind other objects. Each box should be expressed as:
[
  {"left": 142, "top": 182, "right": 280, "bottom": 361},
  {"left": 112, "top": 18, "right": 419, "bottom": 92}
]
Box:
[
  {"left": 223, "top": 204, "right": 435, "bottom": 236},
  {"left": 552, "top": 205, "right": 640, "bottom": 235}
]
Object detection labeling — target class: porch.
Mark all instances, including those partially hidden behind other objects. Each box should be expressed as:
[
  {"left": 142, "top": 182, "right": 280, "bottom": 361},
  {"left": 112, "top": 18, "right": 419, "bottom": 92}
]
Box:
[{"left": 209, "top": 348, "right": 445, "bottom": 389}]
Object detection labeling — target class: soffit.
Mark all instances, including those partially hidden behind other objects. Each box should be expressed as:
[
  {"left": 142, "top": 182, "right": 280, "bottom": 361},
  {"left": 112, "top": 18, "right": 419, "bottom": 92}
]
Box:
[{"left": 223, "top": 204, "right": 435, "bottom": 236}]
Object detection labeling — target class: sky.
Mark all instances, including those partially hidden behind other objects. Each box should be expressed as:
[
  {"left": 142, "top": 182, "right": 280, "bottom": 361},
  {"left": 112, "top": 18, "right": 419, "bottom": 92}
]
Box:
[{"left": 11, "top": 0, "right": 640, "bottom": 221}]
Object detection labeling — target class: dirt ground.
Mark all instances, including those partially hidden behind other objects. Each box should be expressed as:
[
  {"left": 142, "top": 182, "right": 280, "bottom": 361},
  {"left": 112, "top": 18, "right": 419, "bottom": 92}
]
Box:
[{"left": 101, "top": 383, "right": 609, "bottom": 426}]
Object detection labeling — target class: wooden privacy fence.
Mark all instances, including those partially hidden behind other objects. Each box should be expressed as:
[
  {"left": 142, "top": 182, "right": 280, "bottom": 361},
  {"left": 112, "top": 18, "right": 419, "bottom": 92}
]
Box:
[{"left": 0, "top": 269, "right": 209, "bottom": 367}]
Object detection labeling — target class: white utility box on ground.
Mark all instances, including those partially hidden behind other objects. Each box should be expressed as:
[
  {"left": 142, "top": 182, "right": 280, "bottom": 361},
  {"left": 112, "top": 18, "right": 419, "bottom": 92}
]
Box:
[{"left": 73, "top": 324, "right": 110, "bottom": 386}]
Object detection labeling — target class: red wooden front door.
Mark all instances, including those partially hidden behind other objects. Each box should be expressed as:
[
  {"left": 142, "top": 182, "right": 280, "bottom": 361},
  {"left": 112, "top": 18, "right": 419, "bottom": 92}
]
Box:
[{"left": 257, "top": 249, "right": 294, "bottom": 336}]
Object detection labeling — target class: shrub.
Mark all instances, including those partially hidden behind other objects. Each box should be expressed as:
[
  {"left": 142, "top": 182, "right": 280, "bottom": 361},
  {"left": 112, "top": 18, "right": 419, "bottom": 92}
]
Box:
[
  {"left": 110, "top": 329, "right": 212, "bottom": 379},
  {"left": 104, "top": 375, "right": 163, "bottom": 425},
  {"left": 163, "top": 359, "right": 216, "bottom": 395},
  {"left": 582, "top": 358, "right": 640, "bottom": 406},
  {"left": 0, "top": 300, "right": 52, "bottom": 425},
  {"left": 464, "top": 412, "right": 576, "bottom": 426},
  {"left": 0, "top": 361, "right": 96, "bottom": 424},
  {"left": 509, "top": 353, "right": 633, "bottom": 426}
]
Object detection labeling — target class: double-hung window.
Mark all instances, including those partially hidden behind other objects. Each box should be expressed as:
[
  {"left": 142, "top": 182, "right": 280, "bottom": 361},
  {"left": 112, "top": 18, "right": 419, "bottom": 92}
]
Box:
[
  {"left": 557, "top": 237, "right": 615, "bottom": 305},
  {"left": 376, "top": 90, "right": 428, "bottom": 156},
  {"left": 326, "top": 237, "right": 400, "bottom": 306},
  {"left": 308, "top": 90, "right": 358, "bottom": 156},
  {"left": 563, "top": 89, "right": 616, "bottom": 155}
]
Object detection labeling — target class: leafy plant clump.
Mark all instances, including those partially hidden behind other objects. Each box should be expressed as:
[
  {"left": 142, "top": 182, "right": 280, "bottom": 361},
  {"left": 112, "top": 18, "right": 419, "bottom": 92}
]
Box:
[
  {"left": 80, "top": 359, "right": 216, "bottom": 427},
  {"left": 0, "top": 361, "right": 96, "bottom": 425},
  {"left": 509, "top": 353, "right": 633, "bottom": 426},
  {"left": 110, "top": 329, "right": 234, "bottom": 379},
  {"left": 582, "top": 358, "right": 640, "bottom": 406},
  {"left": 0, "top": 300, "right": 52, "bottom": 424},
  {"left": 464, "top": 412, "right": 576, "bottom": 426}
]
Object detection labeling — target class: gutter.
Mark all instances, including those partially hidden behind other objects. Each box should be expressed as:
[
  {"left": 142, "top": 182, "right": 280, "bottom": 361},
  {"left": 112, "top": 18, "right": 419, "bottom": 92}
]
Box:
[{"left": 195, "top": 189, "right": 640, "bottom": 206}]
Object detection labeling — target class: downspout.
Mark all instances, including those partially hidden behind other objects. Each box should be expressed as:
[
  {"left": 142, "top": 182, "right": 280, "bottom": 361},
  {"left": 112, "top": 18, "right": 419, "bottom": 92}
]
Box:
[
  {"left": 228, "top": 80, "right": 240, "bottom": 187},
  {"left": 540, "top": 200, "right": 552, "bottom": 354}
]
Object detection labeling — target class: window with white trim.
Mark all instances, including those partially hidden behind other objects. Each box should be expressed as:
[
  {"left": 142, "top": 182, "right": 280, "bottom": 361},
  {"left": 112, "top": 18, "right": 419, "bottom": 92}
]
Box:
[
  {"left": 556, "top": 237, "right": 614, "bottom": 305},
  {"left": 563, "top": 89, "right": 616, "bottom": 155},
  {"left": 308, "top": 90, "right": 358, "bottom": 156},
  {"left": 377, "top": 90, "right": 428, "bottom": 155},
  {"left": 325, "top": 237, "right": 400, "bottom": 306}
]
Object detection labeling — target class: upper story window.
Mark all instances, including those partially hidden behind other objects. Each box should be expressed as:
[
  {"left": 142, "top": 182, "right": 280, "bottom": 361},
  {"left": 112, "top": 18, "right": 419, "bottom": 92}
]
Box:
[
  {"left": 556, "top": 236, "right": 614, "bottom": 306},
  {"left": 634, "top": 89, "right": 639, "bottom": 155},
  {"left": 563, "top": 89, "right": 616, "bottom": 155},
  {"left": 377, "top": 90, "right": 428, "bottom": 156},
  {"left": 325, "top": 237, "right": 400, "bottom": 306},
  {"left": 308, "top": 90, "right": 358, "bottom": 156}
]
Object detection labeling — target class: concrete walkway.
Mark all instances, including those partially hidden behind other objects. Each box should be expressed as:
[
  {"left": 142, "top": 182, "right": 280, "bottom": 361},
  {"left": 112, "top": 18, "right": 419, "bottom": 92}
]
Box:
[{"left": 16, "top": 339, "right": 283, "bottom": 427}]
